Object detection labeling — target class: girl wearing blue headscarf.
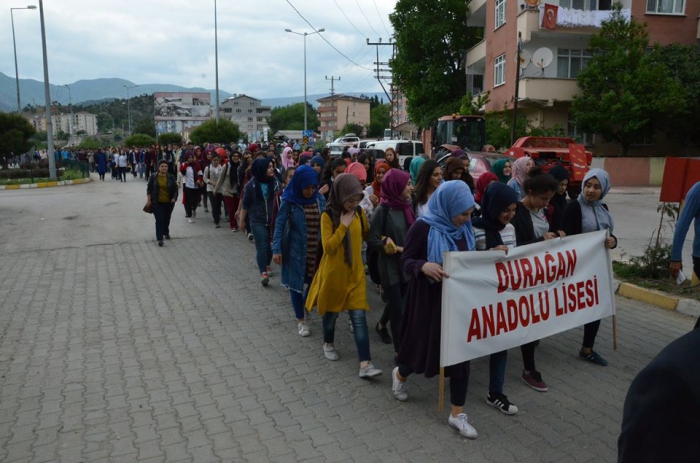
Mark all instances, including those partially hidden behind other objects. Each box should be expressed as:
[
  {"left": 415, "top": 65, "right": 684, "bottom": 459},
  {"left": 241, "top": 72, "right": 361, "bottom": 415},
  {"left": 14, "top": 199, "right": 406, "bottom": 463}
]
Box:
[
  {"left": 562, "top": 168, "right": 616, "bottom": 367},
  {"left": 392, "top": 181, "right": 479, "bottom": 439},
  {"left": 272, "top": 165, "right": 326, "bottom": 336}
]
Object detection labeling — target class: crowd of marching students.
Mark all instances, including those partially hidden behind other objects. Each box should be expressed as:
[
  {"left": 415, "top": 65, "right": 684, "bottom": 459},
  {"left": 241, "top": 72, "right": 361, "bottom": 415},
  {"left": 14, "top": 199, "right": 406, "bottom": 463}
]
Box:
[{"left": 144, "top": 142, "right": 617, "bottom": 439}]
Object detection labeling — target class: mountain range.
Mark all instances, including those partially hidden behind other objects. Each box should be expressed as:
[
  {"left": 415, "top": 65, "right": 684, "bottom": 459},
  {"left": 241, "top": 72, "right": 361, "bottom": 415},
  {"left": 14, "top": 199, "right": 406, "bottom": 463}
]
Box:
[{"left": 0, "top": 72, "right": 385, "bottom": 112}]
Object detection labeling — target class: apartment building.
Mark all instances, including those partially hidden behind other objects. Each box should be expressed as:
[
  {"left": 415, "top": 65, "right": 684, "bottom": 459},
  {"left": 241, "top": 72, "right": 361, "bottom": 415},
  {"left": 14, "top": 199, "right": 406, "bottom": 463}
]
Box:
[
  {"left": 221, "top": 94, "right": 271, "bottom": 141},
  {"left": 317, "top": 94, "right": 371, "bottom": 142},
  {"left": 466, "top": 0, "right": 700, "bottom": 154},
  {"left": 30, "top": 112, "right": 98, "bottom": 137}
]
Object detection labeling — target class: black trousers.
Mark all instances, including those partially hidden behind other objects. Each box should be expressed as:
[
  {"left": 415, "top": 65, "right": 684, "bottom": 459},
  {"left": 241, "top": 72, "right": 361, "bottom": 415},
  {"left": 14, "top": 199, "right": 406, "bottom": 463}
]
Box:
[
  {"left": 379, "top": 282, "right": 407, "bottom": 352},
  {"left": 183, "top": 187, "right": 199, "bottom": 217},
  {"left": 153, "top": 202, "right": 174, "bottom": 240},
  {"left": 207, "top": 192, "right": 222, "bottom": 224}
]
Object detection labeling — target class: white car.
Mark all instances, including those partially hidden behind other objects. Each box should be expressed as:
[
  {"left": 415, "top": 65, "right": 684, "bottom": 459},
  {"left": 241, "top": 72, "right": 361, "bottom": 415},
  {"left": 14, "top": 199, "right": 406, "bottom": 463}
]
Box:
[{"left": 327, "top": 133, "right": 360, "bottom": 156}]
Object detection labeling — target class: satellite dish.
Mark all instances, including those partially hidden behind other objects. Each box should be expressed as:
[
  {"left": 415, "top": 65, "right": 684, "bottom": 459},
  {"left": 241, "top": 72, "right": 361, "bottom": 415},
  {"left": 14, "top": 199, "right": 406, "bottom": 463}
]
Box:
[
  {"left": 517, "top": 49, "right": 532, "bottom": 69},
  {"left": 533, "top": 47, "right": 553, "bottom": 70}
]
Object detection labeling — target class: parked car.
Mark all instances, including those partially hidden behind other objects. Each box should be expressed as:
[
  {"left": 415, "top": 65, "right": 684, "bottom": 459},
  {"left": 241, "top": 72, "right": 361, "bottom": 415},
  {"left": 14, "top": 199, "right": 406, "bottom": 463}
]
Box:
[
  {"left": 364, "top": 140, "right": 424, "bottom": 168},
  {"left": 327, "top": 133, "right": 360, "bottom": 156}
]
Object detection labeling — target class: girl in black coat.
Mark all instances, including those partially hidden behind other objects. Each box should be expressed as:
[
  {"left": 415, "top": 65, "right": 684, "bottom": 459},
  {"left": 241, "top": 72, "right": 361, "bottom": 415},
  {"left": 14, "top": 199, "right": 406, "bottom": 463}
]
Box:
[
  {"left": 561, "top": 168, "right": 617, "bottom": 367},
  {"left": 511, "top": 170, "right": 563, "bottom": 393}
]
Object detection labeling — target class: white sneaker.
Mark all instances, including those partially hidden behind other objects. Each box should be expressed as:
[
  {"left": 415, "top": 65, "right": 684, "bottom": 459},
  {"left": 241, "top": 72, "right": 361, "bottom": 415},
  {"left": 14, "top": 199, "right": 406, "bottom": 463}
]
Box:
[
  {"left": 347, "top": 317, "right": 354, "bottom": 333},
  {"left": 298, "top": 321, "right": 310, "bottom": 337},
  {"left": 323, "top": 344, "right": 338, "bottom": 361},
  {"left": 448, "top": 413, "right": 478, "bottom": 439},
  {"left": 188, "top": 218, "right": 194, "bottom": 223},
  {"left": 392, "top": 367, "right": 408, "bottom": 401},
  {"left": 359, "top": 363, "right": 382, "bottom": 378}
]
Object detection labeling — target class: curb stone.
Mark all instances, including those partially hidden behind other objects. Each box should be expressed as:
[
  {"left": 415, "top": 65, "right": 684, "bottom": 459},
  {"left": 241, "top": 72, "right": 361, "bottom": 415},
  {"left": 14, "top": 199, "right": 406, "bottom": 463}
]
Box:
[
  {"left": 616, "top": 280, "right": 700, "bottom": 318},
  {"left": 0, "top": 177, "right": 92, "bottom": 190}
]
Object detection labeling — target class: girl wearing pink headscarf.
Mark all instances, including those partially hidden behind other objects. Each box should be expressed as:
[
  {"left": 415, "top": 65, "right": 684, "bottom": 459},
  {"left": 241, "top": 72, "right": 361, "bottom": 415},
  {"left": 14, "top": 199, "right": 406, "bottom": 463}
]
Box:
[
  {"left": 507, "top": 156, "right": 534, "bottom": 201},
  {"left": 281, "top": 146, "right": 295, "bottom": 170}
]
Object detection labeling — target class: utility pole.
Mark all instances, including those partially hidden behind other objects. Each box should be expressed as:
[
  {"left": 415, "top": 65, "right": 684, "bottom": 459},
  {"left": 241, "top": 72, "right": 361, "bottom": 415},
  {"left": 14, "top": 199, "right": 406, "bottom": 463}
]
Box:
[
  {"left": 325, "top": 76, "right": 340, "bottom": 141},
  {"left": 366, "top": 38, "right": 398, "bottom": 138},
  {"left": 511, "top": 32, "right": 523, "bottom": 146}
]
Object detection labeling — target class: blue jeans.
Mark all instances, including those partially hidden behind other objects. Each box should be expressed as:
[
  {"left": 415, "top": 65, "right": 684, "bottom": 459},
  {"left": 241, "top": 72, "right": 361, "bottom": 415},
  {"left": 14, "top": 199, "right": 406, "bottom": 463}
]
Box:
[
  {"left": 250, "top": 224, "right": 272, "bottom": 274},
  {"left": 322, "top": 310, "right": 371, "bottom": 362},
  {"left": 290, "top": 277, "right": 311, "bottom": 320},
  {"left": 489, "top": 350, "right": 507, "bottom": 394}
]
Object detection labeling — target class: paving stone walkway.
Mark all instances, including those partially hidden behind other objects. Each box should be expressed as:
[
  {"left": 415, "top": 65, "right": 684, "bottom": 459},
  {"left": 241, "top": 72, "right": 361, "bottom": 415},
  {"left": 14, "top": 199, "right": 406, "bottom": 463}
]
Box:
[{"left": 0, "top": 174, "right": 694, "bottom": 462}]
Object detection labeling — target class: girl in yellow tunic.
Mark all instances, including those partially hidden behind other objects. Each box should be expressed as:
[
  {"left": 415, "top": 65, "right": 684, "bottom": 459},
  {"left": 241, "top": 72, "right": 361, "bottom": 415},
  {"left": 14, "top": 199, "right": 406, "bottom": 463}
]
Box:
[{"left": 306, "top": 174, "right": 383, "bottom": 379}]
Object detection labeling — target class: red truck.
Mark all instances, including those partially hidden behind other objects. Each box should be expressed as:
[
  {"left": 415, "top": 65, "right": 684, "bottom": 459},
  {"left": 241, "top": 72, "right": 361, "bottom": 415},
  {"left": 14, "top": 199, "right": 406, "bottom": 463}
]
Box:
[{"left": 507, "top": 137, "right": 592, "bottom": 197}]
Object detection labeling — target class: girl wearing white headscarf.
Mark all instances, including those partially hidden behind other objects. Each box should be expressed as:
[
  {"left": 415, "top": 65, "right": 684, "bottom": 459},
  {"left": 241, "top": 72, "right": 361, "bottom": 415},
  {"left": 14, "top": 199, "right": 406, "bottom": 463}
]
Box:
[{"left": 561, "top": 168, "right": 617, "bottom": 367}]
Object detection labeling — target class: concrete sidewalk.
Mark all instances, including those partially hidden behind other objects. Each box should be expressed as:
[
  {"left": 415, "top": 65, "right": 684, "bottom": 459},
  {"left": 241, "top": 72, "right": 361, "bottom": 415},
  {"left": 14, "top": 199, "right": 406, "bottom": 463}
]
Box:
[{"left": 0, "top": 174, "right": 695, "bottom": 462}]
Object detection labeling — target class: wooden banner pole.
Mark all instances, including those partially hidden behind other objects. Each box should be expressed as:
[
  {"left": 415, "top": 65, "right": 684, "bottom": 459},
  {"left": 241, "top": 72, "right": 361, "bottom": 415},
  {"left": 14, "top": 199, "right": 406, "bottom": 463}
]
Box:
[{"left": 612, "top": 315, "right": 618, "bottom": 350}]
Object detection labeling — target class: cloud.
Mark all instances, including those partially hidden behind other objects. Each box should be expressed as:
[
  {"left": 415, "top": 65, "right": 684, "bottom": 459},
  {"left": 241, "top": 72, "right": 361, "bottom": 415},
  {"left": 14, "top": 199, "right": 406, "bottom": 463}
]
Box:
[{"left": 2, "top": 0, "right": 396, "bottom": 99}]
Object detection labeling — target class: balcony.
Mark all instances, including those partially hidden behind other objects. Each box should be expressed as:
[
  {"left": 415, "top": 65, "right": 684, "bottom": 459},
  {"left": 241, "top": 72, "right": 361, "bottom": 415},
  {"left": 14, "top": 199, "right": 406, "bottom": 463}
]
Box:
[
  {"left": 465, "top": 39, "right": 485, "bottom": 69},
  {"left": 517, "top": 77, "right": 580, "bottom": 103},
  {"left": 697, "top": 15, "right": 700, "bottom": 40},
  {"left": 467, "top": 0, "right": 486, "bottom": 27},
  {"left": 518, "top": 7, "right": 632, "bottom": 43}
]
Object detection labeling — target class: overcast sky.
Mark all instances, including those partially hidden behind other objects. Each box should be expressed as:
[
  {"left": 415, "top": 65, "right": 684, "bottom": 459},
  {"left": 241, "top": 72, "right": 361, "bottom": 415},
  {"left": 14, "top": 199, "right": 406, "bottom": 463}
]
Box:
[{"left": 3, "top": 0, "right": 397, "bottom": 100}]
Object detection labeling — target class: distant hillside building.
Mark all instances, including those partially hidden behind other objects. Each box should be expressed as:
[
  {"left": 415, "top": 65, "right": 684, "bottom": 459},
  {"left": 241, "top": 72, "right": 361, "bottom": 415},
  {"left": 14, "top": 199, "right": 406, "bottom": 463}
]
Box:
[
  {"left": 317, "top": 94, "right": 371, "bottom": 142},
  {"left": 29, "top": 112, "right": 98, "bottom": 137},
  {"left": 221, "top": 94, "right": 271, "bottom": 141}
]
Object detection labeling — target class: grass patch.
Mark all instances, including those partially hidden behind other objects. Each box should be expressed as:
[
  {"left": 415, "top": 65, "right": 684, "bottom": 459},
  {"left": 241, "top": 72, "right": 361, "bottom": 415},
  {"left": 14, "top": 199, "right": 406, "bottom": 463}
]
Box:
[
  {"left": 614, "top": 260, "right": 700, "bottom": 301},
  {"left": 0, "top": 169, "right": 87, "bottom": 186}
]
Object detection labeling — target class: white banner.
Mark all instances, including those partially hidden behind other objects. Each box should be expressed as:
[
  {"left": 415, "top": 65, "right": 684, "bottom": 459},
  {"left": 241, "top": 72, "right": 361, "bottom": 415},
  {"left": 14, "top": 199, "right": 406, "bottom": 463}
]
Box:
[{"left": 440, "top": 230, "right": 615, "bottom": 367}]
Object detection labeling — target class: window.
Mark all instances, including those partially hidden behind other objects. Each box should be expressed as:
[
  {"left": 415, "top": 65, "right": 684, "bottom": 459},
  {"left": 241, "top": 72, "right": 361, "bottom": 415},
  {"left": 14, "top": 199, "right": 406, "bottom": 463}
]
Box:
[
  {"left": 495, "top": 0, "right": 506, "bottom": 28},
  {"left": 560, "top": 0, "right": 610, "bottom": 10},
  {"left": 494, "top": 54, "right": 506, "bottom": 87},
  {"left": 567, "top": 113, "right": 594, "bottom": 145},
  {"left": 236, "top": 109, "right": 241, "bottom": 113},
  {"left": 233, "top": 102, "right": 238, "bottom": 106},
  {"left": 646, "top": 0, "right": 685, "bottom": 14},
  {"left": 557, "top": 49, "right": 592, "bottom": 78}
]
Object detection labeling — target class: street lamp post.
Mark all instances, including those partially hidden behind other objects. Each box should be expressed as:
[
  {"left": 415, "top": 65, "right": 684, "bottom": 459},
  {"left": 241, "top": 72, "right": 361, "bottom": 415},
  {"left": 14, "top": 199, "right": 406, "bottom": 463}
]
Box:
[
  {"left": 285, "top": 28, "right": 325, "bottom": 132},
  {"left": 10, "top": 5, "right": 37, "bottom": 113},
  {"left": 123, "top": 84, "right": 139, "bottom": 137},
  {"left": 214, "top": 0, "right": 220, "bottom": 124},
  {"left": 62, "top": 84, "right": 72, "bottom": 146},
  {"left": 37, "top": 0, "right": 56, "bottom": 179}
]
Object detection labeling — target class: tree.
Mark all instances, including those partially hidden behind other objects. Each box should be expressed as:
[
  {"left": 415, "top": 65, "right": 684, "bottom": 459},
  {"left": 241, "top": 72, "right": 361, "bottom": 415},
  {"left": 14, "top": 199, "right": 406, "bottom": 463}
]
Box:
[
  {"left": 157, "top": 132, "right": 183, "bottom": 145},
  {"left": 571, "top": 5, "right": 685, "bottom": 155},
  {"left": 369, "top": 104, "right": 391, "bottom": 137},
  {"left": 189, "top": 119, "right": 241, "bottom": 146},
  {"left": 340, "top": 123, "right": 365, "bottom": 137},
  {"left": 268, "top": 103, "right": 320, "bottom": 134},
  {"left": 124, "top": 133, "right": 156, "bottom": 147},
  {"left": 133, "top": 118, "right": 156, "bottom": 138},
  {"left": 651, "top": 44, "right": 700, "bottom": 147},
  {"left": 390, "top": 0, "right": 482, "bottom": 128},
  {"left": 0, "top": 113, "right": 36, "bottom": 167}
]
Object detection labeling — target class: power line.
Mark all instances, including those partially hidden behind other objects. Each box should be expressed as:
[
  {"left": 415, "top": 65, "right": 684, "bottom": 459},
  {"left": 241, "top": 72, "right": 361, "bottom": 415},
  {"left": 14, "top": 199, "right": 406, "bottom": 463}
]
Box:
[
  {"left": 285, "top": 0, "right": 373, "bottom": 71},
  {"left": 372, "top": 0, "right": 392, "bottom": 37},
  {"left": 332, "top": 0, "right": 367, "bottom": 38},
  {"left": 356, "top": 0, "right": 381, "bottom": 37}
]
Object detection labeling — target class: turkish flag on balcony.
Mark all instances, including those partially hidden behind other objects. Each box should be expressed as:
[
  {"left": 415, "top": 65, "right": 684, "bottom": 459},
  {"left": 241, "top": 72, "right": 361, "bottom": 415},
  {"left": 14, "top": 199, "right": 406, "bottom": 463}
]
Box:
[{"left": 542, "top": 4, "right": 558, "bottom": 30}]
